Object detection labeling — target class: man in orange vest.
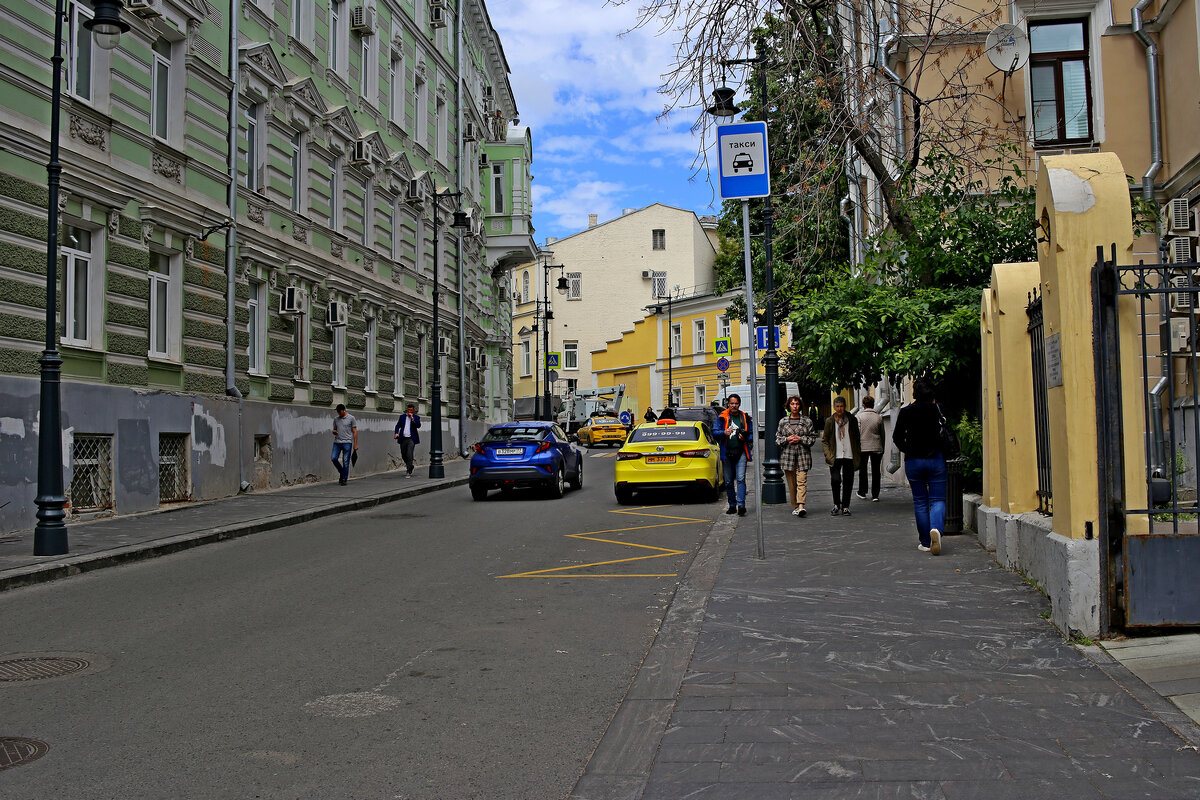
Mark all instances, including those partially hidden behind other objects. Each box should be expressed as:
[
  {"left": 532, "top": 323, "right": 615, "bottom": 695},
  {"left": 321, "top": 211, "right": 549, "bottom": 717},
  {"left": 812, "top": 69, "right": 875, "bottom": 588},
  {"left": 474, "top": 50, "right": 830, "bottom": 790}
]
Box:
[{"left": 713, "top": 393, "right": 753, "bottom": 516}]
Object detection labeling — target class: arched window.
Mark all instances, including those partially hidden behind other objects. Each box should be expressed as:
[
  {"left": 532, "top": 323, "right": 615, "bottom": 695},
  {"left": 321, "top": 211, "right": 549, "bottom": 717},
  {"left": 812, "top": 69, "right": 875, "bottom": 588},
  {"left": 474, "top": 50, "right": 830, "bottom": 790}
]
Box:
[{"left": 522, "top": 270, "right": 530, "bottom": 304}]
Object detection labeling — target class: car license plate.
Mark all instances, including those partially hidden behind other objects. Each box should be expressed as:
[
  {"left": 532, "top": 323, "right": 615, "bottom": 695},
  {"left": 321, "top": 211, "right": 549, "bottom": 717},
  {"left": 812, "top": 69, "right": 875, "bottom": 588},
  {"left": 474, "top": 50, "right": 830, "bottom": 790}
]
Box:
[
  {"left": 496, "top": 447, "right": 523, "bottom": 455},
  {"left": 644, "top": 455, "right": 676, "bottom": 464}
]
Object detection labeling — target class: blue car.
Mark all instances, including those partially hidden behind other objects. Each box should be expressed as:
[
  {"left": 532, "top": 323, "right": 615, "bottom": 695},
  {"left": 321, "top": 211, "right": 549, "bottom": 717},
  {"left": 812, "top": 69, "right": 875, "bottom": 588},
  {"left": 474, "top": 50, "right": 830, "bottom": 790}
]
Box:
[{"left": 469, "top": 421, "right": 583, "bottom": 500}]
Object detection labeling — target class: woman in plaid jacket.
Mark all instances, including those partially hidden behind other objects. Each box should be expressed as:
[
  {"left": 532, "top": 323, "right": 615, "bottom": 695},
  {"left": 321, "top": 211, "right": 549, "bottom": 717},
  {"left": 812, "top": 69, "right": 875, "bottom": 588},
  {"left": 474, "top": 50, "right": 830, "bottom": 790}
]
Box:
[{"left": 776, "top": 395, "right": 818, "bottom": 517}]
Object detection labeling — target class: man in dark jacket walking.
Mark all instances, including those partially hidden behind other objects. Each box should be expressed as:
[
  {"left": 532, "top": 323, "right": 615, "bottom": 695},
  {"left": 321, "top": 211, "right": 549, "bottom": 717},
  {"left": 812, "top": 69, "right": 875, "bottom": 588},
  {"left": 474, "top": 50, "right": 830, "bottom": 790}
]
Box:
[
  {"left": 821, "top": 396, "right": 861, "bottom": 515},
  {"left": 393, "top": 403, "right": 421, "bottom": 477}
]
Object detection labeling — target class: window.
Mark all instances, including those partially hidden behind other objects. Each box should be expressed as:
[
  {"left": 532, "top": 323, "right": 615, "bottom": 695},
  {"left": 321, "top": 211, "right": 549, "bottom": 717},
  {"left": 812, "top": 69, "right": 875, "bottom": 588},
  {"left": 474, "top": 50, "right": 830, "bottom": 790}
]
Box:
[
  {"left": 290, "top": 133, "right": 305, "bottom": 213},
  {"left": 695, "top": 385, "right": 706, "bottom": 406},
  {"left": 670, "top": 387, "right": 681, "bottom": 407},
  {"left": 415, "top": 215, "right": 426, "bottom": 271},
  {"left": 148, "top": 252, "right": 180, "bottom": 360},
  {"left": 436, "top": 97, "right": 447, "bottom": 163},
  {"left": 365, "top": 317, "right": 377, "bottom": 391},
  {"left": 333, "top": 324, "right": 347, "bottom": 387},
  {"left": 393, "top": 326, "right": 404, "bottom": 395},
  {"left": 1029, "top": 19, "right": 1092, "bottom": 145},
  {"left": 694, "top": 320, "right": 706, "bottom": 354},
  {"left": 151, "top": 39, "right": 171, "bottom": 141},
  {"left": 415, "top": 74, "right": 428, "bottom": 146},
  {"left": 389, "top": 54, "right": 404, "bottom": 125},
  {"left": 330, "top": 156, "right": 342, "bottom": 229},
  {"left": 566, "top": 271, "right": 582, "bottom": 300},
  {"left": 158, "top": 432, "right": 189, "bottom": 503},
  {"left": 329, "top": 0, "right": 347, "bottom": 74},
  {"left": 492, "top": 163, "right": 505, "bottom": 214},
  {"left": 291, "top": 0, "right": 305, "bottom": 41},
  {"left": 68, "top": 1, "right": 94, "bottom": 101},
  {"left": 244, "top": 104, "right": 264, "bottom": 191},
  {"left": 566, "top": 378, "right": 577, "bottom": 394},
  {"left": 521, "top": 338, "right": 531, "bottom": 376},
  {"left": 670, "top": 323, "right": 681, "bottom": 356},
  {"left": 652, "top": 229, "right": 666, "bottom": 250},
  {"left": 248, "top": 281, "right": 266, "bottom": 374},
  {"left": 360, "top": 31, "right": 377, "bottom": 102},
  {"left": 361, "top": 179, "right": 373, "bottom": 245},
  {"left": 718, "top": 315, "right": 731, "bottom": 339},
  {"left": 293, "top": 290, "right": 309, "bottom": 380},
  {"left": 417, "top": 331, "right": 427, "bottom": 391},
  {"left": 651, "top": 271, "right": 667, "bottom": 299},
  {"left": 564, "top": 342, "right": 578, "bottom": 370},
  {"left": 62, "top": 226, "right": 95, "bottom": 346},
  {"left": 521, "top": 270, "right": 530, "bottom": 304}
]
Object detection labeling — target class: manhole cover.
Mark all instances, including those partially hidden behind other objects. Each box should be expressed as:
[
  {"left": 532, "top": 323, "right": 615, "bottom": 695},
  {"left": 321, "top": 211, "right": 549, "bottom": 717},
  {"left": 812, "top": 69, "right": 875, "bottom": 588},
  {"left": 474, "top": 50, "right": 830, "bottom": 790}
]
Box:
[
  {"left": 0, "top": 737, "right": 49, "bottom": 771},
  {"left": 0, "top": 653, "right": 110, "bottom": 683},
  {"left": 369, "top": 513, "right": 427, "bottom": 520}
]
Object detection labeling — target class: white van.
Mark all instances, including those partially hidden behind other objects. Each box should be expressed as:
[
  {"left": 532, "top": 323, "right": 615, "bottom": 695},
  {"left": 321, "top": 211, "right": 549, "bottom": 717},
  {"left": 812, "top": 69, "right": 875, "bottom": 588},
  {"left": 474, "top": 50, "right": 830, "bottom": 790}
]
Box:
[{"left": 719, "top": 381, "right": 800, "bottom": 431}]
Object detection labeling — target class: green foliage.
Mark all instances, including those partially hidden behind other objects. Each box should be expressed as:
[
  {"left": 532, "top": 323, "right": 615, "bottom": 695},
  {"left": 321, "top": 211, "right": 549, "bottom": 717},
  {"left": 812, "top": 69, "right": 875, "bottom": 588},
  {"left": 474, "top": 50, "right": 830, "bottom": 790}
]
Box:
[{"left": 955, "top": 413, "right": 983, "bottom": 492}]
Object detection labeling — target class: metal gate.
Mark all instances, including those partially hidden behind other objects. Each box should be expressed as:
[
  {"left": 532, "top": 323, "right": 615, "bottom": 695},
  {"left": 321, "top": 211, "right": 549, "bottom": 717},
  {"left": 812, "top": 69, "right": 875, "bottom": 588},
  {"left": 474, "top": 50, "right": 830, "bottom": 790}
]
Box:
[{"left": 1094, "top": 244, "right": 1200, "bottom": 629}]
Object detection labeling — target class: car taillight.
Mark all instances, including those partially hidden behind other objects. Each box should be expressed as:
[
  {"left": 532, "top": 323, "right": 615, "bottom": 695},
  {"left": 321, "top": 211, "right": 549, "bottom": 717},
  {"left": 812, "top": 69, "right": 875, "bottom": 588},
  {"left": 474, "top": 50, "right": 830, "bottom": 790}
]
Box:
[
  {"left": 535, "top": 441, "right": 552, "bottom": 453},
  {"left": 616, "top": 451, "right": 642, "bottom": 460},
  {"left": 473, "top": 443, "right": 485, "bottom": 454},
  {"left": 679, "top": 449, "right": 711, "bottom": 458}
]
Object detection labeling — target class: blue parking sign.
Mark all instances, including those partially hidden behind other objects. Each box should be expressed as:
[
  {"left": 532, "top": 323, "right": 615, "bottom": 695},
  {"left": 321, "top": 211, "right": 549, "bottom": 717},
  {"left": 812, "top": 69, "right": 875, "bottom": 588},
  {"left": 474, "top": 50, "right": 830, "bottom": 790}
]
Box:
[{"left": 755, "top": 326, "right": 780, "bottom": 350}]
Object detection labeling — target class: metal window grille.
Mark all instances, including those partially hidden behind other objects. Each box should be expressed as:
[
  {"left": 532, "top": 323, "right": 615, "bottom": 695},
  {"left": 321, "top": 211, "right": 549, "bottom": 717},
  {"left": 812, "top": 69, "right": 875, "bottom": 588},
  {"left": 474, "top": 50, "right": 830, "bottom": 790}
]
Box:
[
  {"left": 652, "top": 271, "right": 666, "bottom": 299},
  {"left": 158, "top": 433, "right": 190, "bottom": 503},
  {"left": 1026, "top": 289, "right": 1053, "bottom": 515},
  {"left": 69, "top": 435, "right": 112, "bottom": 512}
]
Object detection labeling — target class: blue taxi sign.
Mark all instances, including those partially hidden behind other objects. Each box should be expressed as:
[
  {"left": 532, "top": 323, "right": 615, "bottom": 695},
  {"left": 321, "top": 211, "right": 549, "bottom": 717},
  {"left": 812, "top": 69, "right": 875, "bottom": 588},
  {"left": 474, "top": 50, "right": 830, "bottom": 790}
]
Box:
[{"left": 717, "top": 121, "right": 770, "bottom": 200}]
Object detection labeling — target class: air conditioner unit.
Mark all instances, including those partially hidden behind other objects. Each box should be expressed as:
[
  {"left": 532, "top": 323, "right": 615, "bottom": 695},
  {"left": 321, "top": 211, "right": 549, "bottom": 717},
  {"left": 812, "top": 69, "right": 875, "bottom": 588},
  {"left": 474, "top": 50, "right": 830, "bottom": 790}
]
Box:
[
  {"left": 478, "top": 153, "right": 488, "bottom": 169},
  {"left": 429, "top": 0, "right": 445, "bottom": 7},
  {"left": 1166, "top": 198, "right": 1198, "bottom": 236},
  {"left": 1170, "top": 236, "right": 1195, "bottom": 265},
  {"left": 279, "top": 286, "right": 304, "bottom": 315},
  {"left": 1170, "top": 273, "right": 1198, "bottom": 313},
  {"left": 406, "top": 178, "right": 425, "bottom": 204},
  {"left": 483, "top": 86, "right": 494, "bottom": 99},
  {"left": 463, "top": 122, "right": 477, "bottom": 142},
  {"left": 479, "top": 353, "right": 490, "bottom": 368},
  {"left": 482, "top": 96, "right": 493, "bottom": 113},
  {"left": 1165, "top": 316, "right": 1193, "bottom": 353},
  {"left": 126, "top": 0, "right": 162, "bottom": 18},
  {"left": 437, "top": 336, "right": 451, "bottom": 356},
  {"left": 349, "top": 139, "right": 371, "bottom": 165},
  {"left": 429, "top": 5, "right": 446, "bottom": 27},
  {"left": 350, "top": 5, "right": 375, "bottom": 32},
  {"left": 469, "top": 345, "right": 480, "bottom": 363},
  {"left": 640, "top": 269, "right": 652, "bottom": 279},
  {"left": 327, "top": 300, "right": 349, "bottom": 327}
]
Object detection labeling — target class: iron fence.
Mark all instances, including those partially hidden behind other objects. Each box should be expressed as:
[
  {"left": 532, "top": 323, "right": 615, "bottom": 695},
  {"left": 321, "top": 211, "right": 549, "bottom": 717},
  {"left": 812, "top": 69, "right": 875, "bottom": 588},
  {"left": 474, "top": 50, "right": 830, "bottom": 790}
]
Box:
[
  {"left": 1027, "top": 289, "right": 1053, "bottom": 515},
  {"left": 158, "top": 433, "right": 190, "bottom": 503},
  {"left": 68, "top": 435, "right": 113, "bottom": 513}
]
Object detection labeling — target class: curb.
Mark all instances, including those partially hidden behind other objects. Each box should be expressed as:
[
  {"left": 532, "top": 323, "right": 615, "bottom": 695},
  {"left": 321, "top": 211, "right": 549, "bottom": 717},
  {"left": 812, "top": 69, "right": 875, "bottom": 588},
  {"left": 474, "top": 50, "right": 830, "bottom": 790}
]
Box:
[
  {"left": 1079, "top": 643, "right": 1200, "bottom": 750},
  {"left": 569, "top": 510, "right": 738, "bottom": 800},
  {"left": 0, "top": 476, "right": 469, "bottom": 593}
]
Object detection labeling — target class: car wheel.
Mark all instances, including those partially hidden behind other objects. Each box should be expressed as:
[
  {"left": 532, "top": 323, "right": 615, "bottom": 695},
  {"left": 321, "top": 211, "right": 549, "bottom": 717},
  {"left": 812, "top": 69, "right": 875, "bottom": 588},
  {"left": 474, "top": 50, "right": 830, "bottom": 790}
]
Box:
[
  {"left": 547, "top": 465, "right": 566, "bottom": 499},
  {"left": 470, "top": 484, "right": 488, "bottom": 501},
  {"left": 615, "top": 486, "right": 634, "bottom": 505},
  {"left": 705, "top": 479, "right": 721, "bottom": 503},
  {"left": 568, "top": 457, "right": 583, "bottom": 490}
]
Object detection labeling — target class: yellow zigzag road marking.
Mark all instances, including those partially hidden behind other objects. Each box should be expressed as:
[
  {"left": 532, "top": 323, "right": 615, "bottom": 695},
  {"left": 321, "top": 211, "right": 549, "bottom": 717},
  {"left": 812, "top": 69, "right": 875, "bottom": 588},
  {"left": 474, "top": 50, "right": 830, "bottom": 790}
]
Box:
[{"left": 498, "top": 506, "right": 706, "bottom": 579}]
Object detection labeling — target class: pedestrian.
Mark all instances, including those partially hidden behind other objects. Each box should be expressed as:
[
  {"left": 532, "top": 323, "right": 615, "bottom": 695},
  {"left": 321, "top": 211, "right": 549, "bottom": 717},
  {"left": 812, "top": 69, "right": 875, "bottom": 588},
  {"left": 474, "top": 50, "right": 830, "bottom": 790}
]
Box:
[
  {"left": 821, "top": 396, "right": 861, "bottom": 516},
  {"left": 776, "top": 395, "right": 817, "bottom": 517},
  {"left": 714, "top": 393, "right": 753, "bottom": 517},
  {"left": 891, "top": 377, "right": 947, "bottom": 555},
  {"left": 658, "top": 406, "right": 676, "bottom": 421},
  {"left": 855, "top": 395, "right": 885, "bottom": 502},
  {"left": 644, "top": 406, "right": 658, "bottom": 423},
  {"left": 807, "top": 400, "right": 821, "bottom": 431},
  {"left": 331, "top": 403, "right": 357, "bottom": 486},
  {"left": 393, "top": 403, "right": 421, "bottom": 477}
]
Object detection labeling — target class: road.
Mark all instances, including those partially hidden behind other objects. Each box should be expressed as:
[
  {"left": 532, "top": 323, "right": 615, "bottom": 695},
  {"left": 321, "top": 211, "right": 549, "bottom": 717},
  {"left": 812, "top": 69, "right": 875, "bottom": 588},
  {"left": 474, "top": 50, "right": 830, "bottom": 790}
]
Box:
[{"left": 0, "top": 451, "right": 722, "bottom": 800}]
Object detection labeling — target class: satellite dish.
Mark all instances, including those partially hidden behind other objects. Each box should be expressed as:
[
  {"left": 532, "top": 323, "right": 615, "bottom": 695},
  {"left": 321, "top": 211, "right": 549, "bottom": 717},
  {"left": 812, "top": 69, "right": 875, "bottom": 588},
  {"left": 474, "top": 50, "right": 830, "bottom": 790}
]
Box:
[{"left": 985, "top": 24, "right": 1030, "bottom": 73}]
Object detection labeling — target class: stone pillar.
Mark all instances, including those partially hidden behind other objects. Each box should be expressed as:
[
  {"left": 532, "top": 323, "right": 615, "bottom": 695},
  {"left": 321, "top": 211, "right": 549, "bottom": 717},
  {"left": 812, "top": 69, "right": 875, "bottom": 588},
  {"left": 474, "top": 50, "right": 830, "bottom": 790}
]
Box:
[{"left": 989, "top": 262, "right": 1040, "bottom": 514}]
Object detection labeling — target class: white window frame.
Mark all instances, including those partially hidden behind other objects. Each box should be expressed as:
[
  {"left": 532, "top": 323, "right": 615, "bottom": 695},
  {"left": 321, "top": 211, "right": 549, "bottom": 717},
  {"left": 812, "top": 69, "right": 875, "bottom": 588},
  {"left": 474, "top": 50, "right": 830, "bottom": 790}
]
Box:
[
  {"left": 67, "top": 1, "right": 94, "bottom": 102},
  {"left": 365, "top": 316, "right": 377, "bottom": 392},
  {"left": 652, "top": 229, "right": 666, "bottom": 250},
  {"left": 393, "top": 325, "right": 404, "bottom": 396},
  {"left": 361, "top": 178, "right": 373, "bottom": 246},
  {"left": 695, "top": 385, "right": 706, "bottom": 406},
  {"left": 388, "top": 53, "right": 404, "bottom": 125},
  {"left": 566, "top": 271, "right": 581, "bottom": 300},
  {"left": 415, "top": 215, "right": 426, "bottom": 271},
  {"left": 564, "top": 341, "right": 578, "bottom": 370},
  {"left": 491, "top": 163, "right": 505, "bottom": 214},
  {"left": 248, "top": 280, "right": 267, "bottom": 374},
  {"left": 718, "top": 315, "right": 731, "bottom": 339},
  {"left": 417, "top": 331, "right": 428, "bottom": 393},
  {"left": 244, "top": 103, "right": 265, "bottom": 192},
  {"left": 670, "top": 387, "right": 681, "bottom": 407},
  {"left": 61, "top": 226, "right": 96, "bottom": 347},
  {"left": 415, "top": 75, "right": 428, "bottom": 147},
  {"left": 329, "top": 0, "right": 348, "bottom": 74},
  {"left": 651, "top": 271, "right": 667, "bottom": 299},
  {"left": 290, "top": 133, "right": 306, "bottom": 213},
  {"left": 360, "top": 32, "right": 377, "bottom": 103},
  {"left": 148, "top": 251, "right": 182, "bottom": 362},
  {"left": 670, "top": 323, "right": 682, "bottom": 356},
  {"left": 521, "top": 270, "right": 530, "bottom": 304},
  {"left": 330, "top": 155, "right": 343, "bottom": 230},
  {"left": 521, "top": 338, "right": 531, "bottom": 376},
  {"left": 694, "top": 319, "right": 705, "bottom": 354},
  {"left": 333, "top": 324, "right": 347, "bottom": 388},
  {"left": 151, "top": 39, "right": 172, "bottom": 143},
  {"left": 435, "top": 96, "right": 447, "bottom": 164}
]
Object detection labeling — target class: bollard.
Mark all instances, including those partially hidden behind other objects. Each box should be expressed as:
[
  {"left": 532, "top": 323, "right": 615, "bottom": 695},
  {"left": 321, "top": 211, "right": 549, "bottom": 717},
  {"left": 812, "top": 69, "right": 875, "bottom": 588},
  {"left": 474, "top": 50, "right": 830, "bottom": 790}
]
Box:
[{"left": 944, "top": 457, "right": 965, "bottom": 534}]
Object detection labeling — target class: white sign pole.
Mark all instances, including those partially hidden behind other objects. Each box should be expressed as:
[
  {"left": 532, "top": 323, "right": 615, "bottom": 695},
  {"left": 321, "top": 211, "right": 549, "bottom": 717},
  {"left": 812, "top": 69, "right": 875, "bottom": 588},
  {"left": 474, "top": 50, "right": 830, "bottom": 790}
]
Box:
[{"left": 742, "top": 199, "right": 765, "bottom": 560}]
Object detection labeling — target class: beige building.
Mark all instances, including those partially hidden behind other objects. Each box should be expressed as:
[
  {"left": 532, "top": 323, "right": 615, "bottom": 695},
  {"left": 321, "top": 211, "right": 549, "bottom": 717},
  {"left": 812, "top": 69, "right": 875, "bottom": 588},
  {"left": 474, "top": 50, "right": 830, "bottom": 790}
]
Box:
[{"left": 510, "top": 204, "right": 719, "bottom": 412}]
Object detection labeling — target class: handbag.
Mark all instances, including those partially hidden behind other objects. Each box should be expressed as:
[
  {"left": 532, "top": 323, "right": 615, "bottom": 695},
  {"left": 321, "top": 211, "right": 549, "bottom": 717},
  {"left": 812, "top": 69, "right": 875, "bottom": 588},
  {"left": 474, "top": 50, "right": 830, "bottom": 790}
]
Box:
[{"left": 937, "top": 405, "right": 961, "bottom": 460}]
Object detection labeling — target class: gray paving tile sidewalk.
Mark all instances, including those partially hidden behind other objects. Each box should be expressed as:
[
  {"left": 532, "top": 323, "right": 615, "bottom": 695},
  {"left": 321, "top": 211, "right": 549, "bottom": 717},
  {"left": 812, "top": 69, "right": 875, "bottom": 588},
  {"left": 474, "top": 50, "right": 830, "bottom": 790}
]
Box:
[
  {"left": 0, "top": 460, "right": 470, "bottom": 591},
  {"left": 574, "top": 468, "right": 1200, "bottom": 800}
]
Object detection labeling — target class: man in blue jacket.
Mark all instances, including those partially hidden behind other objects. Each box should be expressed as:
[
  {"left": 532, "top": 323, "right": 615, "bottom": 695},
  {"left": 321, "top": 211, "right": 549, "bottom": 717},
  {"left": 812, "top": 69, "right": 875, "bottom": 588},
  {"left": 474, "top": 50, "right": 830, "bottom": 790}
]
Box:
[
  {"left": 393, "top": 403, "right": 421, "bottom": 477},
  {"left": 713, "top": 393, "right": 753, "bottom": 516}
]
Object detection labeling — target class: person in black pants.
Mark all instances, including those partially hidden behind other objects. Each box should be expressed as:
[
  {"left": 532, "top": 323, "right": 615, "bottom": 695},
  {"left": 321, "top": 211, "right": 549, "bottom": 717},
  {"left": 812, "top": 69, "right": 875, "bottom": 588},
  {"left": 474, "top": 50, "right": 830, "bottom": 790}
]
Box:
[
  {"left": 821, "top": 396, "right": 861, "bottom": 515},
  {"left": 855, "top": 395, "right": 885, "bottom": 501}
]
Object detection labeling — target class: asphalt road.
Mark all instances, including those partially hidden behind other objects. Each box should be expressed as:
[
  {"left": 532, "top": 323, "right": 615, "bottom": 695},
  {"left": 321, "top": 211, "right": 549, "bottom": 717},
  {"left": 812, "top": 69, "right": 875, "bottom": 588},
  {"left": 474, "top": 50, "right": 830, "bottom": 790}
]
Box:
[{"left": 0, "top": 451, "right": 722, "bottom": 800}]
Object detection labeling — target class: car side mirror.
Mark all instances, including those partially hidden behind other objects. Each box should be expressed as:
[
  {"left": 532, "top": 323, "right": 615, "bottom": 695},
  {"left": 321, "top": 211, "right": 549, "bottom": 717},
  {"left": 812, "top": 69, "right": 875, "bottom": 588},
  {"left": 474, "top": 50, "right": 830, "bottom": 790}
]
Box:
[{"left": 568, "top": 434, "right": 579, "bottom": 443}]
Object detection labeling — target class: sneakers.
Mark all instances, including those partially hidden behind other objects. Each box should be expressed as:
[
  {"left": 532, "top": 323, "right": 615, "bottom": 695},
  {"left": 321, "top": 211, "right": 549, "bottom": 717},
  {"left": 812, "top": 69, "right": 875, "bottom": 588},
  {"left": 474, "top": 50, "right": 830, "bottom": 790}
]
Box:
[
  {"left": 930, "top": 528, "right": 942, "bottom": 556},
  {"left": 339, "top": 478, "right": 347, "bottom": 486},
  {"left": 791, "top": 507, "right": 801, "bottom": 517},
  {"left": 841, "top": 508, "right": 852, "bottom": 516},
  {"left": 726, "top": 505, "right": 738, "bottom": 515},
  {"left": 737, "top": 506, "right": 747, "bottom": 516},
  {"left": 798, "top": 507, "right": 806, "bottom": 518},
  {"left": 917, "top": 544, "right": 931, "bottom": 552},
  {"left": 831, "top": 506, "right": 842, "bottom": 516},
  {"left": 871, "top": 497, "right": 879, "bottom": 502},
  {"left": 856, "top": 491, "right": 867, "bottom": 499}
]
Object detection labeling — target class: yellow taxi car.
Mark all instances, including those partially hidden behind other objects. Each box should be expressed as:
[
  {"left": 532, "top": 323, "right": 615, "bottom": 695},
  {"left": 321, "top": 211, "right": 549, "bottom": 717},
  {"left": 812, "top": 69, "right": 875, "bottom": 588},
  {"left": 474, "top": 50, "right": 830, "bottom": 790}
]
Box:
[
  {"left": 576, "top": 416, "right": 629, "bottom": 448},
  {"left": 613, "top": 420, "right": 722, "bottom": 504}
]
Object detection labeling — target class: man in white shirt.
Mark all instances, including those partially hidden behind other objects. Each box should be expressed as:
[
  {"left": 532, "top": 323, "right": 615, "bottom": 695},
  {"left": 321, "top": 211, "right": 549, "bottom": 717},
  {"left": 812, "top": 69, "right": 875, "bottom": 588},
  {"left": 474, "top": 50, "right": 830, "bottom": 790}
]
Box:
[{"left": 393, "top": 404, "right": 422, "bottom": 477}]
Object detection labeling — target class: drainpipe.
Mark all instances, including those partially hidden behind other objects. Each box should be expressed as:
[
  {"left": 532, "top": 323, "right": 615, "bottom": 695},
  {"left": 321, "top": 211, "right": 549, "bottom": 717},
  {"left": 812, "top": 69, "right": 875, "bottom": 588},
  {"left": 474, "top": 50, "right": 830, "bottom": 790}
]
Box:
[
  {"left": 1132, "top": 0, "right": 1163, "bottom": 202},
  {"left": 1149, "top": 376, "right": 1168, "bottom": 477},
  {"left": 225, "top": 0, "right": 248, "bottom": 491},
  {"left": 455, "top": 0, "right": 470, "bottom": 458},
  {"left": 874, "top": 0, "right": 906, "bottom": 174},
  {"left": 840, "top": 195, "right": 857, "bottom": 266}
]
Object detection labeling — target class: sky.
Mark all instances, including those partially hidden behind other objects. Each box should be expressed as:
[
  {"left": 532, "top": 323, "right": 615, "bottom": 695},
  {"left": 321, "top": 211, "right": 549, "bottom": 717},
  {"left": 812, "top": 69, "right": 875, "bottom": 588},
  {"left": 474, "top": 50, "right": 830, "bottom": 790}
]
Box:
[{"left": 490, "top": 0, "right": 724, "bottom": 244}]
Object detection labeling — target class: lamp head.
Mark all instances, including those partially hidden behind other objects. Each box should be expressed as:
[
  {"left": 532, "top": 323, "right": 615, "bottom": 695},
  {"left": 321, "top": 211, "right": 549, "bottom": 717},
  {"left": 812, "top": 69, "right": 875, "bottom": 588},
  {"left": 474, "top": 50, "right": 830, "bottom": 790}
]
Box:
[
  {"left": 555, "top": 276, "right": 569, "bottom": 295},
  {"left": 450, "top": 209, "right": 470, "bottom": 230},
  {"left": 85, "top": 0, "right": 129, "bottom": 50},
  {"left": 705, "top": 86, "right": 739, "bottom": 118}
]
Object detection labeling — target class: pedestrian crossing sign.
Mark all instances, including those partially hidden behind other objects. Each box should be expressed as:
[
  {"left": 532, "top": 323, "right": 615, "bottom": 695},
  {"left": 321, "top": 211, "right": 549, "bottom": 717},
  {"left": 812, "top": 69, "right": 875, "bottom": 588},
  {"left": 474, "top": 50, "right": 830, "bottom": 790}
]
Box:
[
  {"left": 713, "top": 337, "right": 732, "bottom": 356},
  {"left": 545, "top": 352, "right": 561, "bottom": 369}
]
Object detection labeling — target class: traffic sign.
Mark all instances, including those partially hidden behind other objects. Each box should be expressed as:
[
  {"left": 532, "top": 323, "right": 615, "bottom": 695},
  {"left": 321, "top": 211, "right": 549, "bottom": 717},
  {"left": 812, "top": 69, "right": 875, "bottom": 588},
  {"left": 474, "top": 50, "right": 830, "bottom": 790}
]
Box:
[
  {"left": 716, "top": 357, "right": 730, "bottom": 372},
  {"left": 716, "top": 121, "right": 770, "bottom": 199},
  {"left": 545, "top": 352, "right": 560, "bottom": 369},
  {"left": 755, "top": 326, "right": 781, "bottom": 350},
  {"left": 619, "top": 410, "right": 632, "bottom": 426},
  {"left": 713, "top": 337, "right": 732, "bottom": 356}
]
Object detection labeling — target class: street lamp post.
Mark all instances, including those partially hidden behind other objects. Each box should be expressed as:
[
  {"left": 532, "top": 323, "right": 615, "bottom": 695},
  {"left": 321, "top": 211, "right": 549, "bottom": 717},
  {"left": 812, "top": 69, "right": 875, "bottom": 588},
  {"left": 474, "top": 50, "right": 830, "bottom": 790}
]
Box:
[
  {"left": 540, "top": 255, "right": 568, "bottom": 421},
  {"left": 34, "top": 0, "right": 127, "bottom": 556},
  {"left": 707, "top": 57, "right": 787, "bottom": 504},
  {"left": 427, "top": 188, "right": 469, "bottom": 479}
]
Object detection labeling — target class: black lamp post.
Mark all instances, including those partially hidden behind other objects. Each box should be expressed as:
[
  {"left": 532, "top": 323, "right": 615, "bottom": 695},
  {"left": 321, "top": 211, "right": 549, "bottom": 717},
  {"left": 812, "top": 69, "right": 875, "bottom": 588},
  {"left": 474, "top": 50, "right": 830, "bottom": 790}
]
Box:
[
  {"left": 427, "top": 188, "right": 469, "bottom": 479},
  {"left": 34, "top": 0, "right": 128, "bottom": 556},
  {"left": 707, "top": 58, "right": 786, "bottom": 504},
  {"left": 540, "top": 255, "right": 567, "bottom": 421}
]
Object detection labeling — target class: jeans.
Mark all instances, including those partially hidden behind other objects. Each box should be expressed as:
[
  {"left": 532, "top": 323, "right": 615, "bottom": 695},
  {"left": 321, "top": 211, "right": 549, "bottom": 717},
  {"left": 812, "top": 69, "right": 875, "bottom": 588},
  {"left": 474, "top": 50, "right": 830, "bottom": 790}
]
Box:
[
  {"left": 858, "top": 450, "right": 883, "bottom": 498},
  {"left": 830, "top": 459, "right": 855, "bottom": 508},
  {"left": 331, "top": 442, "right": 353, "bottom": 482},
  {"left": 724, "top": 456, "right": 747, "bottom": 507},
  {"left": 399, "top": 438, "right": 416, "bottom": 473},
  {"left": 905, "top": 455, "right": 947, "bottom": 546}
]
